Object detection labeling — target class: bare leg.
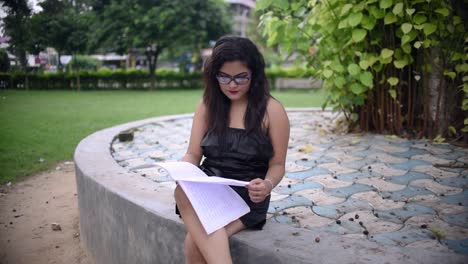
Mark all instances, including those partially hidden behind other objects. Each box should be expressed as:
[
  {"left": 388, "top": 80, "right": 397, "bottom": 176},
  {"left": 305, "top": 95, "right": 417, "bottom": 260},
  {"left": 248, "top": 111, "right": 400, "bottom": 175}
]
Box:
[
  {"left": 175, "top": 186, "right": 246, "bottom": 264},
  {"left": 184, "top": 220, "right": 246, "bottom": 264}
]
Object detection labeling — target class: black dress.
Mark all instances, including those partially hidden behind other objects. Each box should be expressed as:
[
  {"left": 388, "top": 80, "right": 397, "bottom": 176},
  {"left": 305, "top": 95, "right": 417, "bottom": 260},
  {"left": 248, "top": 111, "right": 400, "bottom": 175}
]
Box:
[{"left": 198, "top": 127, "right": 274, "bottom": 229}]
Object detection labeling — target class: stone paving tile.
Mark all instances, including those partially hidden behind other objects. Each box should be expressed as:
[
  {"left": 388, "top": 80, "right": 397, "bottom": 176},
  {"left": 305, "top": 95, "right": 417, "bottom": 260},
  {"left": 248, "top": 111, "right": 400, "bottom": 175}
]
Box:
[
  {"left": 412, "top": 165, "right": 459, "bottom": 179},
  {"left": 442, "top": 238, "right": 468, "bottom": 255},
  {"left": 338, "top": 210, "right": 402, "bottom": 235},
  {"left": 381, "top": 185, "right": 434, "bottom": 202},
  {"left": 268, "top": 195, "right": 313, "bottom": 213},
  {"left": 406, "top": 214, "right": 468, "bottom": 240},
  {"left": 295, "top": 188, "right": 346, "bottom": 206},
  {"left": 306, "top": 174, "right": 353, "bottom": 188},
  {"left": 376, "top": 203, "right": 436, "bottom": 224},
  {"left": 442, "top": 211, "right": 468, "bottom": 229},
  {"left": 356, "top": 177, "right": 407, "bottom": 192},
  {"left": 275, "top": 181, "right": 323, "bottom": 195},
  {"left": 408, "top": 195, "right": 466, "bottom": 216},
  {"left": 274, "top": 206, "right": 336, "bottom": 229},
  {"left": 112, "top": 110, "right": 468, "bottom": 257},
  {"left": 405, "top": 240, "right": 454, "bottom": 253},
  {"left": 370, "top": 225, "right": 434, "bottom": 246},
  {"left": 410, "top": 179, "right": 463, "bottom": 196},
  {"left": 385, "top": 171, "right": 433, "bottom": 185},
  {"left": 366, "top": 163, "right": 407, "bottom": 177},
  {"left": 325, "top": 183, "right": 376, "bottom": 198},
  {"left": 440, "top": 190, "right": 468, "bottom": 206},
  {"left": 412, "top": 154, "right": 451, "bottom": 164},
  {"left": 312, "top": 198, "right": 373, "bottom": 219}
]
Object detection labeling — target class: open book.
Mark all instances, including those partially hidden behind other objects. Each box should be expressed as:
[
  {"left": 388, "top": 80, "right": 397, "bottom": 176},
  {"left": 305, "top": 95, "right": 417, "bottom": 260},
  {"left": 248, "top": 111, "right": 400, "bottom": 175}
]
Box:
[{"left": 155, "top": 162, "right": 250, "bottom": 235}]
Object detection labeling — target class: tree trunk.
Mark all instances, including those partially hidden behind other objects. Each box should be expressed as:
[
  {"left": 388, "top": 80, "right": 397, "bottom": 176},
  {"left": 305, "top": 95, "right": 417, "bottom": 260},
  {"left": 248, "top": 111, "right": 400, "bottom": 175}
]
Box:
[{"left": 146, "top": 46, "right": 161, "bottom": 91}]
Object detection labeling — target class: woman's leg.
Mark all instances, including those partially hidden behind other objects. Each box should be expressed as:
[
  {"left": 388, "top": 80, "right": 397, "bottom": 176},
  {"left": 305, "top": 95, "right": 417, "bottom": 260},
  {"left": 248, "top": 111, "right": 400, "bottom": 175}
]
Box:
[
  {"left": 175, "top": 185, "right": 240, "bottom": 264},
  {"left": 184, "top": 219, "right": 246, "bottom": 264}
]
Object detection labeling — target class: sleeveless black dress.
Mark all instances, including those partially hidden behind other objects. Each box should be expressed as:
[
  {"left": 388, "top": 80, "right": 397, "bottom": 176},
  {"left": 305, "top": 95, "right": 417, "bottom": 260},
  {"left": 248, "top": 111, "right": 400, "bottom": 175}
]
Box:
[{"left": 198, "top": 127, "right": 274, "bottom": 229}]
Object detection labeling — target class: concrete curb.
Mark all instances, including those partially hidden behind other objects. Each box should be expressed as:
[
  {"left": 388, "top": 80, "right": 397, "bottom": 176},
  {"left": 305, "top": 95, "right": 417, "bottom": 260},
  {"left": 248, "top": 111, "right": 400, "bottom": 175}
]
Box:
[{"left": 74, "top": 109, "right": 466, "bottom": 264}]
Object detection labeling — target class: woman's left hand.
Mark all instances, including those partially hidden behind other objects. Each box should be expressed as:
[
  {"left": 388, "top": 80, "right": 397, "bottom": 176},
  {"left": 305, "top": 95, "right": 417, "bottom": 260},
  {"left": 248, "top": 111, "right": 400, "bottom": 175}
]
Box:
[{"left": 247, "top": 178, "right": 271, "bottom": 203}]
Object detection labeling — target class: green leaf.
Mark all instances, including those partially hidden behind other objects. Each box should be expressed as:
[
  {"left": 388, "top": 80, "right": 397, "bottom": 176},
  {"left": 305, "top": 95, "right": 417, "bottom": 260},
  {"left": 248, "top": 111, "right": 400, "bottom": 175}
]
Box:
[
  {"left": 256, "top": 0, "right": 273, "bottom": 10},
  {"left": 465, "top": 118, "right": 468, "bottom": 125},
  {"left": 360, "top": 71, "right": 373, "bottom": 87},
  {"left": 381, "top": 48, "right": 394, "bottom": 59},
  {"left": 359, "top": 60, "right": 370, "bottom": 70},
  {"left": 423, "top": 23, "right": 437, "bottom": 36},
  {"left": 348, "top": 12, "right": 363, "bottom": 27},
  {"left": 401, "top": 23, "right": 413, "bottom": 34},
  {"left": 380, "top": 0, "right": 393, "bottom": 9},
  {"left": 341, "top": 4, "right": 353, "bottom": 16},
  {"left": 334, "top": 76, "right": 346, "bottom": 88},
  {"left": 413, "top": 14, "right": 427, "bottom": 25},
  {"left": 387, "top": 77, "right": 399, "bottom": 86},
  {"left": 361, "top": 15, "right": 376, "bottom": 30},
  {"left": 402, "top": 43, "right": 412, "bottom": 53},
  {"left": 388, "top": 89, "right": 397, "bottom": 99},
  {"left": 393, "top": 3, "right": 403, "bottom": 15},
  {"left": 435, "top": 8, "right": 449, "bottom": 17},
  {"left": 272, "top": 0, "right": 289, "bottom": 10},
  {"left": 394, "top": 59, "right": 408, "bottom": 69},
  {"left": 414, "top": 41, "right": 422, "bottom": 49},
  {"left": 338, "top": 18, "right": 349, "bottom": 29},
  {"left": 330, "top": 61, "right": 345, "bottom": 73},
  {"left": 351, "top": 83, "right": 365, "bottom": 95},
  {"left": 443, "top": 71, "right": 456, "bottom": 80},
  {"left": 406, "top": 9, "right": 415, "bottom": 15},
  {"left": 456, "top": 64, "right": 468, "bottom": 73},
  {"left": 348, "top": 63, "right": 361, "bottom": 76},
  {"left": 384, "top": 13, "right": 397, "bottom": 24},
  {"left": 352, "top": 28, "right": 367, "bottom": 42},
  {"left": 448, "top": 126, "right": 457, "bottom": 136},
  {"left": 323, "top": 69, "right": 333, "bottom": 78},
  {"left": 369, "top": 6, "right": 385, "bottom": 19}
]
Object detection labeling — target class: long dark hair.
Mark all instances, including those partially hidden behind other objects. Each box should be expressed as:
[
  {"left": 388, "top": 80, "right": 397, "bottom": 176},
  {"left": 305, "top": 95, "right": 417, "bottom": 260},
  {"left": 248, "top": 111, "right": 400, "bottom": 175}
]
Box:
[{"left": 203, "top": 35, "right": 271, "bottom": 142}]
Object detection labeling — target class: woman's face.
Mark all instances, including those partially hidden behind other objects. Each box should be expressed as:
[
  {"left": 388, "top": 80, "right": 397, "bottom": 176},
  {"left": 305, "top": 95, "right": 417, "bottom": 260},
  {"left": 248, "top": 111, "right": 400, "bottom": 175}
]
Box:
[{"left": 217, "top": 61, "right": 251, "bottom": 102}]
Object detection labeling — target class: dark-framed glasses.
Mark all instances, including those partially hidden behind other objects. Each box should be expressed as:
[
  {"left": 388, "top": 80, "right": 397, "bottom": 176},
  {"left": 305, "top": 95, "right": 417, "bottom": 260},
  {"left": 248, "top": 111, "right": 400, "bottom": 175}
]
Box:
[{"left": 216, "top": 74, "right": 251, "bottom": 85}]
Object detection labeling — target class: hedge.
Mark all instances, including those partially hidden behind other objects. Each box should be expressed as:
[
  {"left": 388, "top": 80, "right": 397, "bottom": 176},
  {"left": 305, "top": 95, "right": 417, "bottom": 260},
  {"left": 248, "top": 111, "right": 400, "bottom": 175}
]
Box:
[{"left": 0, "top": 67, "right": 316, "bottom": 90}]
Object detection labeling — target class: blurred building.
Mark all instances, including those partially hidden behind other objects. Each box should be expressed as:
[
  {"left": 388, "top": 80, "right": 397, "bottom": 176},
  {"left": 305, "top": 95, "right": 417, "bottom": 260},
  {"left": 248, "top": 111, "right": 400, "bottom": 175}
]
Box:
[{"left": 225, "top": 0, "right": 256, "bottom": 37}]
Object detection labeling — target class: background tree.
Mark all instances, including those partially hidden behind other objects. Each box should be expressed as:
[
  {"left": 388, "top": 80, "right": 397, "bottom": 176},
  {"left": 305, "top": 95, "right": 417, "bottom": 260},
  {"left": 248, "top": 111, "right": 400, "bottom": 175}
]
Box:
[
  {"left": 258, "top": 0, "right": 467, "bottom": 141},
  {"left": 89, "top": 0, "right": 231, "bottom": 89},
  {"left": 1, "top": 0, "right": 32, "bottom": 70}
]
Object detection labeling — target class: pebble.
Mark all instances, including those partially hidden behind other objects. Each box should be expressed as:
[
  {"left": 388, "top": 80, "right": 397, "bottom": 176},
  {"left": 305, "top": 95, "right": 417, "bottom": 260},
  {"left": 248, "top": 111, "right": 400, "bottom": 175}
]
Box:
[
  {"left": 363, "top": 230, "right": 369, "bottom": 235},
  {"left": 354, "top": 214, "right": 359, "bottom": 219},
  {"left": 315, "top": 237, "right": 320, "bottom": 243},
  {"left": 420, "top": 224, "right": 428, "bottom": 229},
  {"left": 336, "top": 220, "right": 341, "bottom": 224},
  {"left": 51, "top": 223, "right": 62, "bottom": 231},
  {"left": 349, "top": 218, "right": 354, "bottom": 222}
]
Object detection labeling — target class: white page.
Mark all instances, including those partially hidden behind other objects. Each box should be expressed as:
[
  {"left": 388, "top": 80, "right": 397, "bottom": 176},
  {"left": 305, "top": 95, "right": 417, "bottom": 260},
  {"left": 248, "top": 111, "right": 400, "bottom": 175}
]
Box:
[
  {"left": 155, "top": 162, "right": 250, "bottom": 234},
  {"left": 178, "top": 181, "right": 250, "bottom": 234}
]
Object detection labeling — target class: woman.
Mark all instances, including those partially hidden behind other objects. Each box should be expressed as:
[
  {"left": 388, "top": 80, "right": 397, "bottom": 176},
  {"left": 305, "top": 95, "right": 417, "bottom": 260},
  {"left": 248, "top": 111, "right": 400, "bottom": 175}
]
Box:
[{"left": 174, "top": 36, "right": 290, "bottom": 264}]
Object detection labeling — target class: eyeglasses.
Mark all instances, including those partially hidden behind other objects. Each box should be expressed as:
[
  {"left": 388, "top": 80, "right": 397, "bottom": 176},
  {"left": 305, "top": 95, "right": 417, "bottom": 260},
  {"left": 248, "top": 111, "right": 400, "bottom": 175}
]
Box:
[{"left": 216, "top": 74, "right": 251, "bottom": 85}]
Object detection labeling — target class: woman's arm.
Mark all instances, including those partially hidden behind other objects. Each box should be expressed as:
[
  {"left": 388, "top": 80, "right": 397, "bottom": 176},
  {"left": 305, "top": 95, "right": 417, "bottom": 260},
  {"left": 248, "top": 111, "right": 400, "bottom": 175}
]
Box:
[
  {"left": 181, "top": 100, "right": 208, "bottom": 166},
  {"left": 248, "top": 99, "right": 290, "bottom": 203}
]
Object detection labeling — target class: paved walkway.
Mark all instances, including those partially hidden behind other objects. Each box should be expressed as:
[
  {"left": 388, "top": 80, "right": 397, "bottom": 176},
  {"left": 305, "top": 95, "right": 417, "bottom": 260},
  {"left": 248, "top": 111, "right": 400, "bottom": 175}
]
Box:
[{"left": 111, "top": 110, "right": 468, "bottom": 257}]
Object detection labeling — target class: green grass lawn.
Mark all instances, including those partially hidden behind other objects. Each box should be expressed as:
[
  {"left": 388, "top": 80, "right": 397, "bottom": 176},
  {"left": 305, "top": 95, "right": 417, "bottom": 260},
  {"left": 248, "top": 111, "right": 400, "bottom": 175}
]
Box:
[{"left": 0, "top": 88, "right": 326, "bottom": 184}]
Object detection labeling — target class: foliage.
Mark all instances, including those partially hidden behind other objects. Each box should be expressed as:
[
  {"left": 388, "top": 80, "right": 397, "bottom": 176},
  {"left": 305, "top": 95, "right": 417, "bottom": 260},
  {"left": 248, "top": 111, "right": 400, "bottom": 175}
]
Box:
[
  {"left": 1, "top": 0, "right": 32, "bottom": 69},
  {"left": 258, "top": 0, "right": 467, "bottom": 140},
  {"left": 88, "top": 0, "right": 232, "bottom": 89},
  {"left": 69, "top": 55, "right": 102, "bottom": 71},
  {"left": 0, "top": 49, "right": 10, "bottom": 72}
]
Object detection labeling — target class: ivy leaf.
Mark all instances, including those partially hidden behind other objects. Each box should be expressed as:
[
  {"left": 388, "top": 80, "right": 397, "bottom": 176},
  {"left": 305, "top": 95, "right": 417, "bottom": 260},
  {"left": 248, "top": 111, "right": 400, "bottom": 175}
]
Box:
[
  {"left": 340, "top": 4, "right": 353, "bottom": 16},
  {"left": 435, "top": 8, "right": 449, "bottom": 17},
  {"left": 392, "top": 3, "right": 403, "bottom": 15},
  {"left": 423, "top": 23, "right": 437, "bottom": 36},
  {"left": 414, "top": 41, "right": 422, "bottom": 49},
  {"left": 406, "top": 9, "right": 415, "bottom": 15},
  {"left": 360, "top": 71, "right": 373, "bottom": 88},
  {"left": 361, "top": 15, "right": 376, "bottom": 30},
  {"left": 388, "top": 89, "right": 397, "bottom": 99},
  {"left": 394, "top": 59, "right": 408, "bottom": 69},
  {"left": 334, "top": 76, "right": 346, "bottom": 88},
  {"left": 352, "top": 28, "right": 367, "bottom": 42},
  {"left": 351, "top": 83, "right": 365, "bottom": 95},
  {"left": 348, "top": 12, "right": 363, "bottom": 27},
  {"left": 256, "top": 0, "right": 273, "bottom": 10},
  {"left": 380, "top": 0, "right": 393, "bottom": 9},
  {"left": 348, "top": 63, "right": 361, "bottom": 76},
  {"left": 381, "top": 48, "right": 394, "bottom": 59},
  {"left": 413, "top": 14, "right": 427, "bottom": 25},
  {"left": 323, "top": 69, "right": 333, "bottom": 78},
  {"left": 359, "top": 59, "right": 370, "bottom": 70},
  {"left": 384, "top": 13, "right": 397, "bottom": 24},
  {"left": 387, "top": 77, "right": 399, "bottom": 86},
  {"left": 338, "top": 18, "right": 349, "bottom": 29},
  {"left": 272, "top": 0, "right": 289, "bottom": 10},
  {"left": 401, "top": 23, "right": 413, "bottom": 34},
  {"left": 443, "top": 71, "right": 456, "bottom": 80}
]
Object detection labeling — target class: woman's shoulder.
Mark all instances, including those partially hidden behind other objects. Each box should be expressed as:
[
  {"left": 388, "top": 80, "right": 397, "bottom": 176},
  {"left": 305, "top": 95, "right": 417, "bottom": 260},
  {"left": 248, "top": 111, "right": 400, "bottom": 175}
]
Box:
[{"left": 265, "top": 97, "right": 289, "bottom": 129}]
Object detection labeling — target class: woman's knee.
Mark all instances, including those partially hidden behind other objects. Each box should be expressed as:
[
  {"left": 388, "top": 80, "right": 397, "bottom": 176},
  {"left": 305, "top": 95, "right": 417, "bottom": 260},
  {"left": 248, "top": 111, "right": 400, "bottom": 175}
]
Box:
[
  {"left": 174, "top": 185, "right": 189, "bottom": 207},
  {"left": 184, "top": 234, "right": 204, "bottom": 262}
]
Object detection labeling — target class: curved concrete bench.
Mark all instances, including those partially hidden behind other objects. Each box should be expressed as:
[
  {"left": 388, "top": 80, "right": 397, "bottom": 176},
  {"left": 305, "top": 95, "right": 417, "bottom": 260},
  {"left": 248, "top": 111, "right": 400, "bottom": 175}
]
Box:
[{"left": 74, "top": 113, "right": 466, "bottom": 264}]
